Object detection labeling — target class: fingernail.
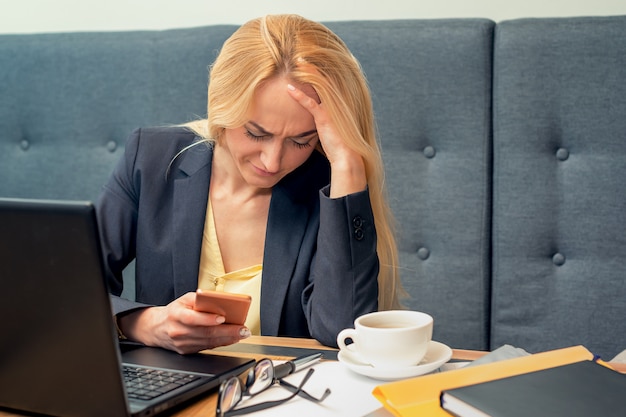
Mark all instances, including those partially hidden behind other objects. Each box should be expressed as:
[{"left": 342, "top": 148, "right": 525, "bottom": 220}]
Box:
[
  {"left": 216, "top": 316, "right": 225, "bottom": 324},
  {"left": 287, "top": 84, "right": 296, "bottom": 91},
  {"left": 239, "top": 327, "right": 251, "bottom": 339}
]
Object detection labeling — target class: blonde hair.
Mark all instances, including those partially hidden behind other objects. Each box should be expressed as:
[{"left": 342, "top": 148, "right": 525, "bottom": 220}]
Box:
[{"left": 189, "top": 14, "right": 403, "bottom": 309}]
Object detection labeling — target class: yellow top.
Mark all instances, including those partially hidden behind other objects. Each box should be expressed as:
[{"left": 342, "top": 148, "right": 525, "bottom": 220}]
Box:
[{"left": 197, "top": 197, "right": 262, "bottom": 335}]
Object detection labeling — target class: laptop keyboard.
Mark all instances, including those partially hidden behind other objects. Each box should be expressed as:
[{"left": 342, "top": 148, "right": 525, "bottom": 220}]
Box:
[{"left": 123, "top": 365, "right": 202, "bottom": 401}]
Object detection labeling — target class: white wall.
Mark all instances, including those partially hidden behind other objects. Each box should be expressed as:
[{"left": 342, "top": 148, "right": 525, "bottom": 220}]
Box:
[{"left": 3, "top": 0, "right": 626, "bottom": 34}]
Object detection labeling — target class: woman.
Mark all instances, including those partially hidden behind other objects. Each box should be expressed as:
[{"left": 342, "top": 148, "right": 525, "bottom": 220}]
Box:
[{"left": 98, "top": 14, "right": 402, "bottom": 354}]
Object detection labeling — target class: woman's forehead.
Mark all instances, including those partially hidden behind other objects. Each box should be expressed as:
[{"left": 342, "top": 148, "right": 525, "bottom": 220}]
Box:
[{"left": 247, "top": 78, "right": 316, "bottom": 134}]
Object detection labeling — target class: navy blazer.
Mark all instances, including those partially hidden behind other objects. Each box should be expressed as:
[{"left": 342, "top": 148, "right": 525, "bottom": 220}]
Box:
[{"left": 97, "top": 126, "right": 379, "bottom": 347}]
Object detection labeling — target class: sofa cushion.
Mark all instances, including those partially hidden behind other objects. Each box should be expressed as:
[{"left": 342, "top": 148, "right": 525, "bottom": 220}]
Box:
[
  {"left": 0, "top": 25, "right": 237, "bottom": 202},
  {"left": 492, "top": 16, "right": 626, "bottom": 359}
]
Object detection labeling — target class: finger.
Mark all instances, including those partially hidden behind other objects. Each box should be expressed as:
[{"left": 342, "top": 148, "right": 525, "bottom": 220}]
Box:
[
  {"left": 202, "top": 325, "right": 250, "bottom": 349},
  {"left": 182, "top": 307, "right": 226, "bottom": 326},
  {"left": 164, "top": 297, "right": 223, "bottom": 328},
  {"left": 171, "top": 325, "right": 247, "bottom": 353},
  {"left": 179, "top": 291, "right": 198, "bottom": 308},
  {"left": 287, "top": 83, "right": 321, "bottom": 114},
  {"left": 175, "top": 292, "right": 226, "bottom": 324}
]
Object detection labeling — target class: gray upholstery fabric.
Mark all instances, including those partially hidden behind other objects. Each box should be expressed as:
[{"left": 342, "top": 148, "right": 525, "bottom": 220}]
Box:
[
  {"left": 327, "top": 20, "right": 495, "bottom": 351},
  {"left": 0, "top": 25, "right": 237, "bottom": 202},
  {"left": 492, "top": 16, "right": 626, "bottom": 359}
]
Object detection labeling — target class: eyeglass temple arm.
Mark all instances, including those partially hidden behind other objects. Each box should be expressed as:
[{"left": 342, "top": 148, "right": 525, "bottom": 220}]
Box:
[
  {"left": 225, "top": 368, "right": 318, "bottom": 417},
  {"left": 279, "top": 378, "right": 331, "bottom": 402}
]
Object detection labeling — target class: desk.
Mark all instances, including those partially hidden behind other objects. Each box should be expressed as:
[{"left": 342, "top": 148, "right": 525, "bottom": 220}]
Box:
[
  {"left": 1, "top": 337, "right": 624, "bottom": 417},
  {"left": 168, "top": 338, "right": 626, "bottom": 416},
  {"left": 173, "top": 336, "right": 492, "bottom": 417}
]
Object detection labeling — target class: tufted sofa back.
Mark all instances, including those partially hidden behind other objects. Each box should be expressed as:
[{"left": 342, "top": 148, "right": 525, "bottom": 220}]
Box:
[
  {"left": 491, "top": 16, "right": 626, "bottom": 358},
  {"left": 0, "top": 26, "right": 237, "bottom": 202},
  {"left": 1, "top": 16, "right": 625, "bottom": 359}
]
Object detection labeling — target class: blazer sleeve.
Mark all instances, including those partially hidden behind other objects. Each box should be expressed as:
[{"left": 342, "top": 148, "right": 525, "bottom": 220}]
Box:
[
  {"left": 303, "top": 185, "right": 379, "bottom": 346},
  {"left": 96, "top": 129, "right": 152, "bottom": 316}
]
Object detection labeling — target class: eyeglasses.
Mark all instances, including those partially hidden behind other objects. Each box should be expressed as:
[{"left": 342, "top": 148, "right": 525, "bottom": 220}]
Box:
[{"left": 216, "top": 357, "right": 331, "bottom": 417}]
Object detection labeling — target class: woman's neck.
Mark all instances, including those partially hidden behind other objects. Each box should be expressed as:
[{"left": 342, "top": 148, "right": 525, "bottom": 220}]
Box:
[{"left": 211, "top": 143, "right": 271, "bottom": 201}]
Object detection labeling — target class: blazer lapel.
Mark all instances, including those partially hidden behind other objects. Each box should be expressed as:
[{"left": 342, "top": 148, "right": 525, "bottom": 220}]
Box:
[
  {"left": 261, "top": 184, "right": 310, "bottom": 335},
  {"left": 171, "top": 143, "right": 213, "bottom": 298}
]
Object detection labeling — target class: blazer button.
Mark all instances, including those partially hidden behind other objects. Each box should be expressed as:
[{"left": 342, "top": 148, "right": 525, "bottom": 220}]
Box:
[{"left": 354, "top": 228, "right": 364, "bottom": 241}]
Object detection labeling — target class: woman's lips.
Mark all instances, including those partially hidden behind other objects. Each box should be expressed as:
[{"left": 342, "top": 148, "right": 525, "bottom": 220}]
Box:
[{"left": 251, "top": 163, "right": 278, "bottom": 177}]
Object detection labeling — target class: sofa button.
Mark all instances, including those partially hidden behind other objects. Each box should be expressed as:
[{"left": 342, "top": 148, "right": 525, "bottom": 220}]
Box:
[
  {"left": 552, "top": 253, "right": 566, "bottom": 266},
  {"left": 107, "top": 140, "right": 118, "bottom": 152},
  {"left": 423, "top": 146, "right": 436, "bottom": 159},
  {"left": 556, "top": 148, "right": 569, "bottom": 161},
  {"left": 417, "top": 247, "right": 430, "bottom": 260},
  {"left": 20, "top": 139, "right": 30, "bottom": 151}
]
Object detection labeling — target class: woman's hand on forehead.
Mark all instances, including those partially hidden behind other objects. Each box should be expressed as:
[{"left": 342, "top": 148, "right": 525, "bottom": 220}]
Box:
[{"left": 286, "top": 83, "right": 366, "bottom": 197}]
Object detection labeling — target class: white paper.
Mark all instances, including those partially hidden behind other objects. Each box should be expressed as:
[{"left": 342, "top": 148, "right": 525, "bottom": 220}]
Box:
[
  {"left": 230, "top": 357, "right": 470, "bottom": 416},
  {"left": 235, "top": 360, "right": 391, "bottom": 417}
]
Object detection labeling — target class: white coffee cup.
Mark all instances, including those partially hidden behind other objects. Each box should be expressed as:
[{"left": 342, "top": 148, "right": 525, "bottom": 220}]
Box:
[{"left": 337, "top": 310, "right": 433, "bottom": 369}]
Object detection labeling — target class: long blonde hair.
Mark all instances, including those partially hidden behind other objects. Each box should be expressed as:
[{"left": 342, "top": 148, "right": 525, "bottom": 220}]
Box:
[{"left": 189, "top": 14, "right": 403, "bottom": 309}]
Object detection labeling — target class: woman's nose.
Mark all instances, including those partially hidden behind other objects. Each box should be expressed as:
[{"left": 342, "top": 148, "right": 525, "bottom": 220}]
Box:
[{"left": 260, "top": 140, "right": 283, "bottom": 173}]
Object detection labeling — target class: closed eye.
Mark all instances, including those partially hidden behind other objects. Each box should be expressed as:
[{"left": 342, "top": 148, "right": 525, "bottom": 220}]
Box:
[
  {"left": 243, "top": 122, "right": 317, "bottom": 149},
  {"left": 290, "top": 129, "right": 318, "bottom": 149},
  {"left": 292, "top": 140, "right": 311, "bottom": 149},
  {"left": 291, "top": 134, "right": 317, "bottom": 149},
  {"left": 244, "top": 129, "right": 269, "bottom": 141}
]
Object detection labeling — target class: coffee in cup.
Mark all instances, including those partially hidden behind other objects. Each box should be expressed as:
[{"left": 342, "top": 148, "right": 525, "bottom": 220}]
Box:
[{"left": 337, "top": 310, "right": 433, "bottom": 369}]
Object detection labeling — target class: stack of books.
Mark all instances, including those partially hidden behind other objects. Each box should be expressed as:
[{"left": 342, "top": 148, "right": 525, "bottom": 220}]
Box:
[{"left": 372, "top": 345, "right": 626, "bottom": 417}]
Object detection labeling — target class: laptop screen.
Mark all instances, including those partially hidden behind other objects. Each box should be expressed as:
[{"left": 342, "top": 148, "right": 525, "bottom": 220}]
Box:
[{"left": 0, "top": 198, "right": 254, "bottom": 417}]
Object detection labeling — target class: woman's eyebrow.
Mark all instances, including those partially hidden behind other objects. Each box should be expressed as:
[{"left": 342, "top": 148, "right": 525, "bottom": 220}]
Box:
[
  {"left": 246, "top": 121, "right": 272, "bottom": 135},
  {"left": 247, "top": 121, "right": 317, "bottom": 138},
  {"left": 292, "top": 129, "right": 318, "bottom": 139}
]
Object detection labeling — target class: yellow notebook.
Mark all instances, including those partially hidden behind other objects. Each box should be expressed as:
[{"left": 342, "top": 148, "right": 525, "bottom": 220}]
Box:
[{"left": 372, "top": 345, "right": 595, "bottom": 417}]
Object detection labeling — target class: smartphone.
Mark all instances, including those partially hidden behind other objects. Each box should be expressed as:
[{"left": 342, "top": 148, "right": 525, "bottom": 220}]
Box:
[{"left": 194, "top": 289, "right": 252, "bottom": 325}]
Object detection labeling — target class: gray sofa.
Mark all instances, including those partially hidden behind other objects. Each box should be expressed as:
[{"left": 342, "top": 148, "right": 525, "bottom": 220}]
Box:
[{"left": 2, "top": 16, "right": 624, "bottom": 360}]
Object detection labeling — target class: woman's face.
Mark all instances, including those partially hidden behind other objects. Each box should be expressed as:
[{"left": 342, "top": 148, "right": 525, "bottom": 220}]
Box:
[{"left": 221, "top": 77, "right": 319, "bottom": 189}]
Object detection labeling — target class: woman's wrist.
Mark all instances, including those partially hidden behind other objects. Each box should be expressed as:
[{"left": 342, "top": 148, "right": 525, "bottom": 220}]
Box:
[
  {"left": 116, "top": 307, "right": 152, "bottom": 344},
  {"left": 329, "top": 154, "right": 367, "bottom": 198},
  {"left": 114, "top": 315, "right": 128, "bottom": 340}
]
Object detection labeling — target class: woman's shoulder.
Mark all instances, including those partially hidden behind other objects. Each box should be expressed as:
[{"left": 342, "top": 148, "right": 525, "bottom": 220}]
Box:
[
  {"left": 126, "top": 125, "right": 209, "bottom": 158},
  {"left": 123, "top": 125, "right": 212, "bottom": 173},
  {"left": 131, "top": 125, "right": 200, "bottom": 145}
]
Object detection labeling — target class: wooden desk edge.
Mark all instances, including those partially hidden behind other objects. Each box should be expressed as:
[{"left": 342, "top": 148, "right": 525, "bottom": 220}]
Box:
[
  {"left": 239, "top": 335, "right": 337, "bottom": 350},
  {"left": 241, "top": 336, "right": 486, "bottom": 360},
  {"left": 240, "top": 336, "right": 626, "bottom": 371}
]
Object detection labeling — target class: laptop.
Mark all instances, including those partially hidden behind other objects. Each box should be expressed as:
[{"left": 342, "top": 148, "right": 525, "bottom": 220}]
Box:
[{"left": 0, "top": 197, "right": 255, "bottom": 417}]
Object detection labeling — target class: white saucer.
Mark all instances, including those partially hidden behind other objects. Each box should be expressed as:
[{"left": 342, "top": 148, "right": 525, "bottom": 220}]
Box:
[{"left": 337, "top": 340, "right": 452, "bottom": 381}]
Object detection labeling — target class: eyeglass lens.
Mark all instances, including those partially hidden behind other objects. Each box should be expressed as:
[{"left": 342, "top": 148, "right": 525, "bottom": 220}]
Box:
[
  {"left": 218, "top": 358, "right": 275, "bottom": 415},
  {"left": 219, "top": 377, "right": 242, "bottom": 413},
  {"left": 248, "top": 359, "right": 274, "bottom": 395}
]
